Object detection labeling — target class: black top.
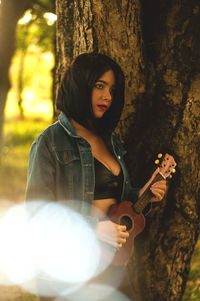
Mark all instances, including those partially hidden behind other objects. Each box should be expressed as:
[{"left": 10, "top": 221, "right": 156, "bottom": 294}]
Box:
[{"left": 93, "top": 157, "right": 123, "bottom": 201}]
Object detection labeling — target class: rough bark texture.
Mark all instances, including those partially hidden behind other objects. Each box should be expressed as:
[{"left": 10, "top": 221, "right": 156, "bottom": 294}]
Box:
[
  {"left": 55, "top": 0, "right": 74, "bottom": 102},
  {"left": 126, "top": 1, "right": 200, "bottom": 300},
  {"left": 0, "top": 0, "right": 33, "bottom": 162},
  {"left": 56, "top": 1, "right": 200, "bottom": 300}
]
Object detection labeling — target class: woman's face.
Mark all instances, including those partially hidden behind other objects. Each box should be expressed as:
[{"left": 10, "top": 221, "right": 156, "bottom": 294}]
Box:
[{"left": 91, "top": 70, "right": 115, "bottom": 119}]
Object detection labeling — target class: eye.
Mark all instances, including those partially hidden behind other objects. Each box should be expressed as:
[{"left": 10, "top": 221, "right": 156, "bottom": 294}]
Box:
[{"left": 94, "top": 83, "right": 104, "bottom": 89}]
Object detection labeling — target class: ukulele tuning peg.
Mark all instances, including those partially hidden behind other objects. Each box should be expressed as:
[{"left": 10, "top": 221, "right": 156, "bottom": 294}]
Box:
[
  {"left": 169, "top": 174, "right": 172, "bottom": 179},
  {"left": 172, "top": 169, "right": 176, "bottom": 173},
  {"left": 155, "top": 159, "right": 160, "bottom": 165},
  {"left": 157, "top": 153, "right": 163, "bottom": 159}
]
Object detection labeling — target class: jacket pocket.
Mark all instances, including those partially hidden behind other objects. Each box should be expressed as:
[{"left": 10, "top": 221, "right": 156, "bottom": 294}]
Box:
[{"left": 54, "top": 148, "right": 80, "bottom": 165}]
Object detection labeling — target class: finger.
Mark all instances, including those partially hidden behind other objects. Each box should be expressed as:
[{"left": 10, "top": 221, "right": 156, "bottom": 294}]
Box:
[
  {"left": 150, "top": 184, "right": 166, "bottom": 196},
  {"left": 118, "top": 225, "right": 127, "bottom": 231},
  {"left": 119, "top": 231, "right": 129, "bottom": 238},
  {"left": 151, "top": 196, "right": 160, "bottom": 203},
  {"left": 153, "top": 179, "right": 166, "bottom": 184},
  {"left": 118, "top": 237, "right": 127, "bottom": 245},
  {"left": 151, "top": 189, "right": 164, "bottom": 201},
  {"left": 117, "top": 235, "right": 128, "bottom": 243},
  {"left": 151, "top": 186, "right": 166, "bottom": 193},
  {"left": 151, "top": 186, "right": 165, "bottom": 195},
  {"left": 151, "top": 192, "right": 163, "bottom": 201},
  {"left": 116, "top": 231, "right": 129, "bottom": 242},
  {"left": 117, "top": 242, "right": 123, "bottom": 249},
  {"left": 151, "top": 181, "right": 167, "bottom": 189}
]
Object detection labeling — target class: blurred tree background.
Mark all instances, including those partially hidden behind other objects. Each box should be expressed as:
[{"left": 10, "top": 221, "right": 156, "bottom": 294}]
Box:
[
  {"left": 0, "top": 0, "right": 199, "bottom": 300},
  {"left": 0, "top": 1, "right": 55, "bottom": 298},
  {"left": 0, "top": 0, "right": 55, "bottom": 202},
  {"left": 4, "top": 0, "right": 55, "bottom": 120}
]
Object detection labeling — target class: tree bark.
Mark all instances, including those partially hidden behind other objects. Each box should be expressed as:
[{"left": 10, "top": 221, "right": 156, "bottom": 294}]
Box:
[
  {"left": 0, "top": 0, "right": 34, "bottom": 162},
  {"left": 56, "top": 1, "right": 200, "bottom": 300},
  {"left": 55, "top": 0, "right": 74, "bottom": 104},
  {"left": 126, "top": 1, "right": 200, "bottom": 300}
]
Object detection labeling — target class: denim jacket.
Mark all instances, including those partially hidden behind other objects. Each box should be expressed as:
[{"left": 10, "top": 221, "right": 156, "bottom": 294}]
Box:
[{"left": 25, "top": 112, "right": 139, "bottom": 228}]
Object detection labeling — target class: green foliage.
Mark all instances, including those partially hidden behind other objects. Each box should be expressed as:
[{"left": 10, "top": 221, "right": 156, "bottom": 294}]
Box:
[
  {"left": 4, "top": 119, "right": 48, "bottom": 146},
  {"left": 183, "top": 264, "right": 200, "bottom": 300},
  {"left": 16, "top": 9, "right": 55, "bottom": 52},
  {"left": 182, "top": 240, "right": 200, "bottom": 300},
  {"left": 188, "top": 264, "right": 200, "bottom": 281},
  {"left": 16, "top": 0, "right": 55, "bottom": 53},
  {"left": 7, "top": 47, "right": 54, "bottom": 119},
  {"left": 183, "top": 286, "right": 200, "bottom": 301},
  {"left": 6, "top": 0, "right": 55, "bottom": 120},
  {"left": 0, "top": 118, "right": 51, "bottom": 200}
]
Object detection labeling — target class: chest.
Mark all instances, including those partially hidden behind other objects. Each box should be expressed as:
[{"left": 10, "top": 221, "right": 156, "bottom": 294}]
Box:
[
  {"left": 79, "top": 133, "right": 120, "bottom": 176},
  {"left": 91, "top": 136, "right": 121, "bottom": 176}
]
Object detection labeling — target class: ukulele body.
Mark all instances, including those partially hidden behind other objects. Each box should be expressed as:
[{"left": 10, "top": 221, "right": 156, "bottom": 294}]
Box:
[
  {"left": 103, "top": 153, "right": 176, "bottom": 267},
  {"left": 107, "top": 200, "right": 145, "bottom": 266}
]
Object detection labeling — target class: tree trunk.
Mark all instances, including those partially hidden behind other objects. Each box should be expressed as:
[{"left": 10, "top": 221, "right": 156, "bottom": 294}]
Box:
[
  {"left": 56, "top": 1, "right": 200, "bottom": 300},
  {"left": 0, "top": 0, "right": 33, "bottom": 162},
  {"left": 55, "top": 0, "right": 74, "bottom": 104},
  {"left": 16, "top": 49, "right": 27, "bottom": 119},
  {"left": 126, "top": 1, "right": 200, "bottom": 300}
]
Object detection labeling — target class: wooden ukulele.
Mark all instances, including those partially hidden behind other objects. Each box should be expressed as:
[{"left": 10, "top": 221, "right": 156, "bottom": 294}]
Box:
[{"left": 106, "top": 153, "right": 176, "bottom": 266}]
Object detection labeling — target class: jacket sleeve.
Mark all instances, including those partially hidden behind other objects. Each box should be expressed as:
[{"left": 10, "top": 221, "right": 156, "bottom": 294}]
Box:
[
  {"left": 113, "top": 132, "right": 140, "bottom": 204},
  {"left": 125, "top": 183, "right": 140, "bottom": 204},
  {"left": 122, "top": 167, "right": 140, "bottom": 204},
  {"left": 25, "top": 134, "right": 56, "bottom": 202}
]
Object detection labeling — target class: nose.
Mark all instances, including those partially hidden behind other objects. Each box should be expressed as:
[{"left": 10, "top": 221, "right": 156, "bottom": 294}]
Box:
[{"left": 103, "top": 88, "right": 112, "bottom": 102}]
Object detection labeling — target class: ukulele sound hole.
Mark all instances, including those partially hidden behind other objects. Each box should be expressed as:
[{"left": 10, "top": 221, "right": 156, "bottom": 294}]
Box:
[{"left": 120, "top": 215, "right": 133, "bottom": 231}]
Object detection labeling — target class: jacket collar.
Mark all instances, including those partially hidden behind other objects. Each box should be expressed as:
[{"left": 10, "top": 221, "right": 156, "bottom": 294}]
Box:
[
  {"left": 58, "top": 112, "right": 79, "bottom": 138},
  {"left": 58, "top": 112, "right": 114, "bottom": 142}
]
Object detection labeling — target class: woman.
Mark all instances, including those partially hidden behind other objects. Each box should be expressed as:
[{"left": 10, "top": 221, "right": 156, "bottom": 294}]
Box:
[{"left": 25, "top": 52, "right": 166, "bottom": 298}]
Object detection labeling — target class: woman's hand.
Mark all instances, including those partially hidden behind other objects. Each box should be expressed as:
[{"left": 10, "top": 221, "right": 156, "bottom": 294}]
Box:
[
  {"left": 139, "top": 167, "right": 167, "bottom": 202},
  {"left": 150, "top": 180, "right": 167, "bottom": 202},
  {"left": 96, "top": 220, "right": 129, "bottom": 249}
]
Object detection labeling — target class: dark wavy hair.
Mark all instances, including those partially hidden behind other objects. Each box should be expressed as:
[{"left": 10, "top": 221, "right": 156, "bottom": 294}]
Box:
[{"left": 56, "top": 52, "right": 125, "bottom": 134}]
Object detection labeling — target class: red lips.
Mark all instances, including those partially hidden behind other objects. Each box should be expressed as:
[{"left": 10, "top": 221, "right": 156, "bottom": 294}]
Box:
[{"left": 97, "top": 104, "right": 108, "bottom": 111}]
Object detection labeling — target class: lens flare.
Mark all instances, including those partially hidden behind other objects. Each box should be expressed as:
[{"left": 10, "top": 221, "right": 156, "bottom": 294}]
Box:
[
  {"left": 0, "top": 200, "right": 18, "bottom": 285},
  {"left": 0, "top": 202, "right": 37, "bottom": 284},
  {"left": 55, "top": 283, "right": 131, "bottom": 301},
  {"left": 0, "top": 200, "right": 107, "bottom": 297},
  {"left": 26, "top": 201, "right": 101, "bottom": 283},
  {"left": 0, "top": 200, "right": 120, "bottom": 298}
]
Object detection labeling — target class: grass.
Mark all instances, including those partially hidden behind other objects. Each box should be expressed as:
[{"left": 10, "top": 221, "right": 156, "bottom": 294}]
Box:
[
  {"left": 0, "top": 117, "right": 199, "bottom": 300},
  {"left": 182, "top": 240, "right": 200, "bottom": 301}
]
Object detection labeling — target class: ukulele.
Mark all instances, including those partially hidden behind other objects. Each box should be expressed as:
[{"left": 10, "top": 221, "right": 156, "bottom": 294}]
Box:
[{"left": 106, "top": 153, "right": 176, "bottom": 266}]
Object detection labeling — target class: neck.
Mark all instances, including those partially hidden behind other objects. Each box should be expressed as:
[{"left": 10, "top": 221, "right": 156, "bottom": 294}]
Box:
[
  {"left": 71, "top": 119, "right": 99, "bottom": 135},
  {"left": 71, "top": 119, "right": 98, "bottom": 137},
  {"left": 71, "top": 119, "right": 85, "bottom": 131}
]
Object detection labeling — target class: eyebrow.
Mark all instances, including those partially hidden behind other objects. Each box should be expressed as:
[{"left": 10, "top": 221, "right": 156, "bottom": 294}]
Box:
[{"left": 96, "top": 80, "right": 116, "bottom": 87}]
